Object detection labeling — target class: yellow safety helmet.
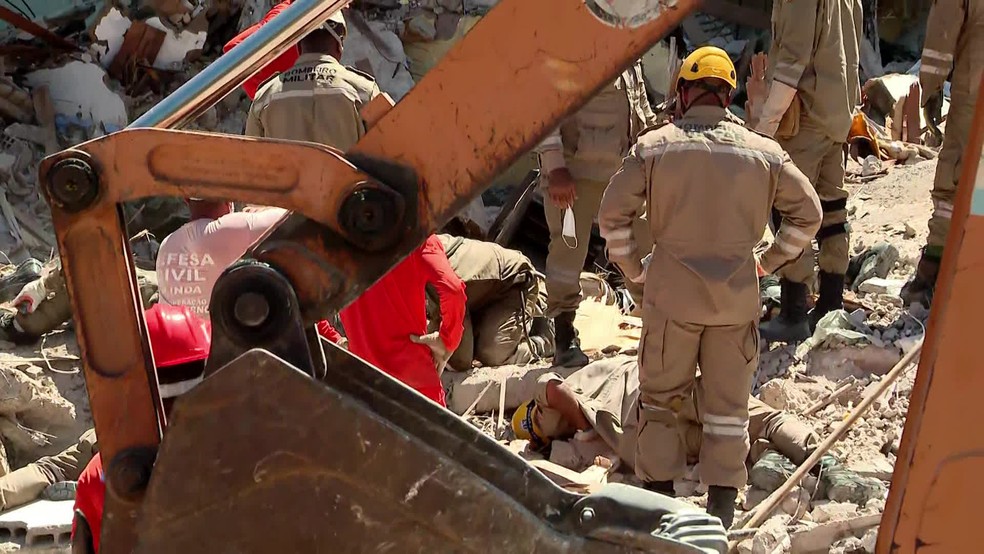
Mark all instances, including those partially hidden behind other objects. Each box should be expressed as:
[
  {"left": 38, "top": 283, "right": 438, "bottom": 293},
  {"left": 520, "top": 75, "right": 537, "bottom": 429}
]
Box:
[
  {"left": 677, "top": 46, "right": 737, "bottom": 90},
  {"left": 512, "top": 400, "right": 551, "bottom": 450}
]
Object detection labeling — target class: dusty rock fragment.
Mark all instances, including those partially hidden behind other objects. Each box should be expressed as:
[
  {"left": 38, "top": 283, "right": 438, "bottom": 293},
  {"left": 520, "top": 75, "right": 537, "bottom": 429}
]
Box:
[
  {"left": 810, "top": 501, "right": 859, "bottom": 523},
  {"left": 750, "top": 515, "right": 791, "bottom": 554}
]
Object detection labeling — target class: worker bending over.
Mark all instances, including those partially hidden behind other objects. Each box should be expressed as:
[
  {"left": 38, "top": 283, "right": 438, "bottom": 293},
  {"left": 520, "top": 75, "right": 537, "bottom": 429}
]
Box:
[
  {"left": 535, "top": 60, "right": 657, "bottom": 368},
  {"left": 72, "top": 304, "right": 211, "bottom": 553},
  {"left": 157, "top": 201, "right": 287, "bottom": 315},
  {"left": 512, "top": 356, "right": 818, "bottom": 477},
  {"left": 901, "top": 0, "right": 983, "bottom": 306},
  {"left": 433, "top": 235, "right": 553, "bottom": 370},
  {"left": 244, "top": 11, "right": 466, "bottom": 405},
  {"left": 598, "top": 47, "right": 821, "bottom": 527},
  {"left": 752, "top": 0, "right": 862, "bottom": 340}
]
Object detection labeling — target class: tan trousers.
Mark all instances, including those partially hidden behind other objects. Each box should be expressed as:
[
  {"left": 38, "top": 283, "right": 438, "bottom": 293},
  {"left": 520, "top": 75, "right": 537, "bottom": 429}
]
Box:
[
  {"left": 0, "top": 428, "right": 97, "bottom": 511},
  {"left": 777, "top": 126, "right": 851, "bottom": 281},
  {"left": 926, "top": 88, "right": 981, "bottom": 258},
  {"left": 635, "top": 312, "right": 759, "bottom": 488},
  {"left": 543, "top": 179, "right": 649, "bottom": 316}
]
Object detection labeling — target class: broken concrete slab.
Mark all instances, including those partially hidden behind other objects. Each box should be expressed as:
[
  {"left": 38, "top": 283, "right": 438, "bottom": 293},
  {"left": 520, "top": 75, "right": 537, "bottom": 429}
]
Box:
[
  {"left": 858, "top": 278, "right": 905, "bottom": 296},
  {"left": 25, "top": 60, "right": 128, "bottom": 136},
  {"left": 806, "top": 346, "right": 901, "bottom": 381},
  {"left": 846, "top": 456, "right": 895, "bottom": 481},
  {"left": 759, "top": 379, "right": 812, "bottom": 411},
  {"left": 750, "top": 515, "right": 792, "bottom": 554},
  {"left": 443, "top": 364, "right": 577, "bottom": 416},
  {"left": 0, "top": 499, "right": 73, "bottom": 548},
  {"left": 92, "top": 8, "right": 206, "bottom": 72},
  {"left": 789, "top": 514, "right": 881, "bottom": 553},
  {"left": 810, "top": 501, "right": 859, "bottom": 523}
]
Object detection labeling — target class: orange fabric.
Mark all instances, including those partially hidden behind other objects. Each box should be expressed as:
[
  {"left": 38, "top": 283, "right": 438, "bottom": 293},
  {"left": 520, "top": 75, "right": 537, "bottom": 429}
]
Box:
[{"left": 223, "top": 0, "right": 300, "bottom": 100}]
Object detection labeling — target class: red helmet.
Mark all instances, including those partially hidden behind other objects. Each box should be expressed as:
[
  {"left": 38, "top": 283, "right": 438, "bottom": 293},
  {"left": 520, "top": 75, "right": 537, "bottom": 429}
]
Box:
[{"left": 145, "top": 304, "right": 211, "bottom": 368}]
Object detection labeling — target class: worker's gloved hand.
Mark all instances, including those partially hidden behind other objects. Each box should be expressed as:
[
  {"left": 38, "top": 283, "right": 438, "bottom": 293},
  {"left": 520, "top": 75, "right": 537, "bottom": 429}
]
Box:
[
  {"left": 546, "top": 168, "right": 577, "bottom": 209},
  {"left": 924, "top": 89, "right": 944, "bottom": 143},
  {"left": 629, "top": 253, "right": 652, "bottom": 284},
  {"left": 11, "top": 278, "right": 46, "bottom": 314},
  {"left": 410, "top": 332, "right": 451, "bottom": 374}
]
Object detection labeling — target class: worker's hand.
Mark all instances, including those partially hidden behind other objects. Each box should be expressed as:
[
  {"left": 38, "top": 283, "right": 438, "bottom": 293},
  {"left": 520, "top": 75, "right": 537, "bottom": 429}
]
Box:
[
  {"left": 755, "top": 256, "right": 768, "bottom": 278},
  {"left": 546, "top": 168, "right": 577, "bottom": 209},
  {"left": 923, "top": 89, "right": 944, "bottom": 143},
  {"left": 11, "top": 278, "right": 46, "bottom": 314},
  {"left": 629, "top": 253, "right": 652, "bottom": 284},
  {"left": 410, "top": 332, "right": 451, "bottom": 374}
]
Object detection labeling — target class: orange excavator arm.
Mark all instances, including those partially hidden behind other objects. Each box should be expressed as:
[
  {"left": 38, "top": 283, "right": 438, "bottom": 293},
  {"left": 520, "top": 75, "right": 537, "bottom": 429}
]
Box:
[
  {"left": 40, "top": 0, "right": 739, "bottom": 552},
  {"left": 877, "top": 75, "right": 984, "bottom": 553}
]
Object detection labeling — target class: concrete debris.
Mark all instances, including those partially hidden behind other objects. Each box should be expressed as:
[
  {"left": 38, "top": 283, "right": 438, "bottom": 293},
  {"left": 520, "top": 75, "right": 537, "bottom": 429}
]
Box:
[
  {"left": 789, "top": 514, "right": 881, "bottom": 553},
  {"left": 0, "top": 366, "right": 76, "bottom": 468},
  {"left": 759, "top": 379, "right": 812, "bottom": 411},
  {"left": 25, "top": 60, "right": 127, "bottom": 136},
  {"left": 749, "top": 515, "right": 792, "bottom": 554},
  {"left": 0, "top": 499, "right": 73, "bottom": 548},
  {"left": 858, "top": 278, "right": 905, "bottom": 296},
  {"left": 810, "top": 501, "right": 859, "bottom": 523},
  {"left": 340, "top": 13, "right": 414, "bottom": 101}
]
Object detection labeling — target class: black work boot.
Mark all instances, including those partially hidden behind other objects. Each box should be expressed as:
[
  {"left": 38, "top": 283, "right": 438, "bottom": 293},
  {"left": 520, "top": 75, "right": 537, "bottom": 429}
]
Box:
[
  {"left": 643, "top": 480, "right": 675, "bottom": 497},
  {"left": 759, "top": 280, "right": 811, "bottom": 343},
  {"left": 810, "top": 271, "right": 845, "bottom": 329},
  {"left": 901, "top": 252, "right": 941, "bottom": 308},
  {"left": 706, "top": 485, "right": 738, "bottom": 529},
  {"left": 552, "top": 311, "right": 589, "bottom": 368},
  {"left": 0, "top": 258, "right": 42, "bottom": 304},
  {"left": 0, "top": 311, "right": 34, "bottom": 345}
]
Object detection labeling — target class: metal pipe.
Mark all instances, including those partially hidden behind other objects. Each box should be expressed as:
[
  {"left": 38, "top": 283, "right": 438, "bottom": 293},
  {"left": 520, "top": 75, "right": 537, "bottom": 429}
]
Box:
[{"left": 131, "top": 0, "right": 351, "bottom": 129}]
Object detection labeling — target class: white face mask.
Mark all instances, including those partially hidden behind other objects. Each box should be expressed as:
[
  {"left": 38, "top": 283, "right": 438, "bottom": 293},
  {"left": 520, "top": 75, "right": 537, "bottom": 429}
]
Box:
[{"left": 562, "top": 208, "right": 577, "bottom": 249}]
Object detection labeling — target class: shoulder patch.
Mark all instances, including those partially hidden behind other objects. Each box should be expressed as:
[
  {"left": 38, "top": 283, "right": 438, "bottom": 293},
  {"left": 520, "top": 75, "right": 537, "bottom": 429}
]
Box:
[{"left": 343, "top": 65, "right": 378, "bottom": 82}]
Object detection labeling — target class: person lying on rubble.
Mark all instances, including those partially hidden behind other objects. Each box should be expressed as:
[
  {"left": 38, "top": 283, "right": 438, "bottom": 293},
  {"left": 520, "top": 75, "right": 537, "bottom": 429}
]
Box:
[
  {"left": 431, "top": 235, "right": 555, "bottom": 371},
  {"left": 71, "top": 304, "right": 211, "bottom": 553},
  {"left": 0, "top": 429, "right": 97, "bottom": 514},
  {"left": 242, "top": 11, "right": 467, "bottom": 407},
  {"left": 512, "top": 356, "right": 817, "bottom": 472},
  {"left": 0, "top": 234, "right": 159, "bottom": 344}
]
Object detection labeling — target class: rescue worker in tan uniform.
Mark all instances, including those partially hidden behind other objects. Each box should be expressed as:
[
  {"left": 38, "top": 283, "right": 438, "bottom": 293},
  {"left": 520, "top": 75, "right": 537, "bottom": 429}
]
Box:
[
  {"left": 429, "top": 235, "right": 554, "bottom": 370},
  {"left": 751, "top": 0, "right": 862, "bottom": 341},
  {"left": 598, "top": 47, "right": 821, "bottom": 527},
  {"left": 901, "top": 0, "right": 984, "bottom": 307},
  {"left": 245, "top": 10, "right": 381, "bottom": 149},
  {"left": 535, "top": 61, "right": 657, "bottom": 368}
]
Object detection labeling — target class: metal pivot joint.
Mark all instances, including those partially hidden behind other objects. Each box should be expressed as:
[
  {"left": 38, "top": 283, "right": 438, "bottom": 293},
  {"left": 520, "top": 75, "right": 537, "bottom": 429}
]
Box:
[
  {"left": 106, "top": 447, "right": 158, "bottom": 504},
  {"left": 46, "top": 155, "right": 100, "bottom": 212},
  {"left": 338, "top": 181, "right": 406, "bottom": 252}
]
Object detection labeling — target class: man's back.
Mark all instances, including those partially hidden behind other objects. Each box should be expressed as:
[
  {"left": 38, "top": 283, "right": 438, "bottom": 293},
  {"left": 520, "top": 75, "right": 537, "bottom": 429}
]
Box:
[
  {"left": 245, "top": 54, "right": 380, "bottom": 150},
  {"left": 630, "top": 106, "right": 801, "bottom": 324}
]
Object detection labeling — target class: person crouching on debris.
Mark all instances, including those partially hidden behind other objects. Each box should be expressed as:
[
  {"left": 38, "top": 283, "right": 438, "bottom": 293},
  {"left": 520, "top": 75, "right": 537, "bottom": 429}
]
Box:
[
  {"left": 71, "top": 304, "right": 211, "bottom": 553},
  {"left": 597, "top": 46, "right": 821, "bottom": 527},
  {"left": 432, "top": 235, "right": 554, "bottom": 370}
]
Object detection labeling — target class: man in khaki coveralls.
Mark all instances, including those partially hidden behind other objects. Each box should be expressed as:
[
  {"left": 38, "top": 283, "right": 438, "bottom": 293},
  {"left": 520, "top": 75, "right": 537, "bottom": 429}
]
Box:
[
  {"left": 598, "top": 47, "right": 821, "bottom": 527},
  {"left": 902, "top": 0, "right": 984, "bottom": 307},
  {"left": 245, "top": 11, "right": 381, "bottom": 149},
  {"left": 752, "top": 0, "right": 862, "bottom": 341},
  {"left": 535, "top": 61, "right": 657, "bottom": 368}
]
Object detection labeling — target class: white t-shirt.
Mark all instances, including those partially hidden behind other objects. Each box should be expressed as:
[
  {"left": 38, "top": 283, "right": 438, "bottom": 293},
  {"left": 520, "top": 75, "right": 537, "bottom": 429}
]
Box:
[{"left": 156, "top": 208, "right": 288, "bottom": 315}]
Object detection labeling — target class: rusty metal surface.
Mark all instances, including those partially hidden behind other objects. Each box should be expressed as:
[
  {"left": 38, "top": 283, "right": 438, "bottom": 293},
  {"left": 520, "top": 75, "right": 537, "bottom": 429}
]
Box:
[
  {"left": 878, "top": 75, "right": 984, "bottom": 553},
  {"left": 136, "top": 349, "right": 713, "bottom": 553}
]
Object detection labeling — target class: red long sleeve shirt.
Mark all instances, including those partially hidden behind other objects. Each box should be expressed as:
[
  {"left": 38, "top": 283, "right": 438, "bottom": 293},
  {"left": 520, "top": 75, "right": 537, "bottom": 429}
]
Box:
[
  {"left": 72, "top": 453, "right": 104, "bottom": 552},
  {"left": 223, "top": 0, "right": 300, "bottom": 100},
  {"left": 333, "top": 235, "right": 466, "bottom": 406}
]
